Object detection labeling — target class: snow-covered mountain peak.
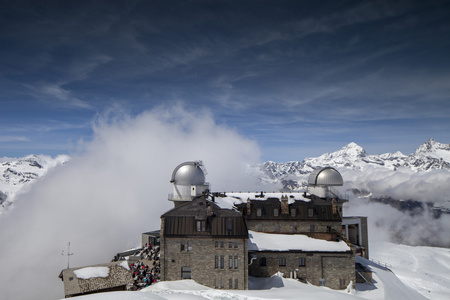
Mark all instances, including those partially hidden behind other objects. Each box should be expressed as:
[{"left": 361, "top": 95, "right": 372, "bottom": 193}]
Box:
[
  {"left": 413, "top": 138, "right": 450, "bottom": 161},
  {"left": 335, "top": 142, "right": 368, "bottom": 158},
  {"left": 0, "top": 154, "right": 70, "bottom": 214}
]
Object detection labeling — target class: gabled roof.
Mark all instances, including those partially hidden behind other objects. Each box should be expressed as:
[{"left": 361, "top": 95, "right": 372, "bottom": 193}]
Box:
[{"left": 162, "top": 196, "right": 241, "bottom": 218}]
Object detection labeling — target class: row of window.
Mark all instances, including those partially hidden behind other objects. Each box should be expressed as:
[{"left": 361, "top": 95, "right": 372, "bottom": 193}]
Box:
[
  {"left": 215, "top": 255, "right": 239, "bottom": 269},
  {"left": 259, "top": 256, "right": 306, "bottom": 267},
  {"left": 256, "top": 208, "right": 315, "bottom": 218},
  {"left": 215, "top": 278, "right": 239, "bottom": 289},
  {"left": 180, "top": 241, "right": 192, "bottom": 251},
  {"left": 255, "top": 224, "right": 333, "bottom": 233},
  {"left": 181, "top": 240, "right": 240, "bottom": 251},
  {"left": 181, "top": 266, "right": 240, "bottom": 289},
  {"left": 196, "top": 219, "right": 234, "bottom": 232},
  {"left": 214, "top": 241, "right": 239, "bottom": 248}
]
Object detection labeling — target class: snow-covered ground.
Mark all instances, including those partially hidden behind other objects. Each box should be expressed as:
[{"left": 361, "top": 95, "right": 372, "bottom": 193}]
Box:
[
  {"left": 59, "top": 241, "right": 450, "bottom": 300},
  {"left": 370, "top": 242, "right": 450, "bottom": 300}
]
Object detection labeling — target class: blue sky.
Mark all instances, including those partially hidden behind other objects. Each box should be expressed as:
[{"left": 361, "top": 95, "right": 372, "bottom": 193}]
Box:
[{"left": 1, "top": 0, "right": 449, "bottom": 161}]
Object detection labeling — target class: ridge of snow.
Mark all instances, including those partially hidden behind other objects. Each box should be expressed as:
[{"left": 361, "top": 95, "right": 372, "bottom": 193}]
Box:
[
  {"left": 74, "top": 267, "right": 110, "bottom": 279},
  {"left": 248, "top": 230, "right": 351, "bottom": 252}
]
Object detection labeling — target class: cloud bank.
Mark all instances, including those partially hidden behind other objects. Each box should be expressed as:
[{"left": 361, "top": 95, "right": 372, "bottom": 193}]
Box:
[
  {"left": 341, "top": 166, "right": 450, "bottom": 247},
  {"left": 0, "top": 105, "right": 263, "bottom": 300}
]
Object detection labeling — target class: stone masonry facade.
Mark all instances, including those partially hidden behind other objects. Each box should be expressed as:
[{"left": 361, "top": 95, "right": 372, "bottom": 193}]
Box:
[
  {"left": 249, "top": 251, "right": 355, "bottom": 289},
  {"left": 161, "top": 236, "right": 248, "bottom": 289}
]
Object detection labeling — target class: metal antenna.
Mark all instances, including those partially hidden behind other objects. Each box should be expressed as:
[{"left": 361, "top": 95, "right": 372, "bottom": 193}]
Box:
[{"left": 61, "top": 242, "right": 74, "bottom": 269}]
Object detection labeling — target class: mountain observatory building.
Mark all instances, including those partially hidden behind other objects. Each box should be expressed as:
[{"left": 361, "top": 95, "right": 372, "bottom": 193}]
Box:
[{"left": 156, "top": 161, "right": 370, "bottom": 290}]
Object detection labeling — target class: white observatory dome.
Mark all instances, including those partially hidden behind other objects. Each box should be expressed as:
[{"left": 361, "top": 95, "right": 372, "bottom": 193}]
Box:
[
  {"left": 307, "top": 167, "right": 343, "bottom": 186},
  {"left": 171, "top": 162, "right": 205, "bottom": 186}
]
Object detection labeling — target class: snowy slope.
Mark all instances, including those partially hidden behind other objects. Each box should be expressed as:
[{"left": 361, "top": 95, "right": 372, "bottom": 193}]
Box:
[
  {"left": 370, "top": 242, "right": 450, "bottom": 300},
  {"left": 57, "top": 243, "right": 440, "bottom": 300},
  {"left": 0, "top": 154, "right": 69, "bottom": 214}
]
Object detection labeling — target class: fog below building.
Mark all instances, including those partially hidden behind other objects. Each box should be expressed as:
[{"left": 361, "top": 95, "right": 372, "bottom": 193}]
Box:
[{"left": 0, "top": 106, "right": 448, "bottom": 299}]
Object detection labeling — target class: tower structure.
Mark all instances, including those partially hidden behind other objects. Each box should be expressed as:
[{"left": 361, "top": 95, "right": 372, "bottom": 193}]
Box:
[
  {"left": 168, "top": 161, "right": 210, "bottom": 207},
  {"left": 307, "top": 167, "right": 344, "bottom": 199}
]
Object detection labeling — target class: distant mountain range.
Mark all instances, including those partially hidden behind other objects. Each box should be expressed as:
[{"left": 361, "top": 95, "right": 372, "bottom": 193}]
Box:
[
  {"left": 258, "top": 138, "right": 450, "bottom": 191},
  {"left": 1, "top": 139, "right": 449, "bottom": 215},
  {"left": 0, "top": 154, "right": 69, "bottom": 214}
]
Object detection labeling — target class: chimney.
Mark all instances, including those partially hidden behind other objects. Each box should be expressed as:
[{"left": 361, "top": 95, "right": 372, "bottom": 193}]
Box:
[
  {"left": 281, "top": 195, "right": 289, "bottom": 214},
  {"left": 207, "top": 204, "right": 213, "bottom": 217},
  {"left": 246, "top": 198, "right": 251, "bottom": 215}
]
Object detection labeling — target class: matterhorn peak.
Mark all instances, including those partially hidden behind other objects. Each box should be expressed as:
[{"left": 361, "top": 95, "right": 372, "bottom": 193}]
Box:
[{"left": 337, "top": 142, "right": 368, "bottom": 158}]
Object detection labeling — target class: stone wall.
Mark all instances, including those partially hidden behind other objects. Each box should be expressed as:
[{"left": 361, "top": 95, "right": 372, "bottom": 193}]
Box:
[
  {"left": 161, "top": 236, "right": 248, "bottom": 289},
  {"left": 248, "top": 251, "right": 355, "bottom": 290}
]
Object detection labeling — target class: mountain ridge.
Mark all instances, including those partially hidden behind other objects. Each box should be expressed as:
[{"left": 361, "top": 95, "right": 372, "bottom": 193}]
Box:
[{"left": 258, "top": 139, "right": 450, "bottom": 191}]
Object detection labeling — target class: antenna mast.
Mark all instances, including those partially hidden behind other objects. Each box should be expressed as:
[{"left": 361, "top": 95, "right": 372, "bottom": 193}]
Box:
[{"left": 61, "top": 242, "right": 74, "bottom": 269}]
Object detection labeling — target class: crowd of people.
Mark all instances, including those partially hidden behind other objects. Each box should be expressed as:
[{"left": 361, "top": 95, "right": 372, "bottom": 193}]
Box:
[{"left": 112, "top": 244, "right": 161, "bottom": 290}]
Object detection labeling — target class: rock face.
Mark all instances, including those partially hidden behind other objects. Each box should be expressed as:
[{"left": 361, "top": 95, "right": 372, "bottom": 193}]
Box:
[{"left": 0, "top": 154, "right": 69, "bottom": 214}]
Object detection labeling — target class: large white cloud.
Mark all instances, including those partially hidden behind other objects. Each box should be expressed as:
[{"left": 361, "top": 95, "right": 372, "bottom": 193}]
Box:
[
  {"left": 0, "top": 105, "right": 263, "bottom": 300},
  {"left": 341, "top": 166, "right": 450, "bottom": 247}
]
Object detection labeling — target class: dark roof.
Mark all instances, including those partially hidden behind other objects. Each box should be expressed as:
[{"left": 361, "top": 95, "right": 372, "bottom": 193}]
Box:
[
  {"left": 162, "top": 196, "right": 241, "bottom": 218},
  {"left": 235, "top": 196, "right": 342, "bottom": 221},
  {"left": 162, "top": 197, "right": 248, "bottom": 238}
]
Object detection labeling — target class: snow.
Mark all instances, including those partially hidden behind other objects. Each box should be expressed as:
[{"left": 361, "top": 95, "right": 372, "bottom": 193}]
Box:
[
  {"left": 61, "top": 254, "right": 429, "bottom": 300},
  {"left": 74, "top": 266, "right": 110, "bottom": 279},
  {"left": 248, "top": 230, "right": 351, "bottom": 252},
  {"left": 216, "top": 192, "right": 310, "bottom": 208},
  {"left": 120, "top": 261, "right": 131, "bottom": 270},
  {"left": 370, "top": 242, "right": 450, "bottom": 300},
  {"left": 56, "top": 241, "right": 450, "bottom": 300}
]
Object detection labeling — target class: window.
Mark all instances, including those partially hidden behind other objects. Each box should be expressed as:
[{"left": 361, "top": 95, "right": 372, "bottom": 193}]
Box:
[
  {"left": 290, "top": 208, "right": 296, "bottom": 217},
  {"left": 181, "top": 266, "right": 191, "bottom": 279},
  {"left": 180, "top": 241, "right": 185, "bottom": 251},
  {"left": 256, "top": 208, "right": 262, "bottom": 217},
  {"left": 340, "top": 278, "right": 346, "bottom": 287},
  {"left": 234, "top": 278, "right": 238, "bottom": 289},
  {"left": 197, "top": 220, "right": 206, "bottom": 232},
  {"left": 275, "top": 224, "right": 280, "bottom": 232},
  {"left": 291, "top": 225, "right": 296, "bottom": 232},
  {"left": 215, "top": 256, "right": 219, "bottom": 268},
  {"left": 234, "top": 241, "right": 238, "bottom": 248},
  {"left": 274, "top": 208, "right": 279, "bottom": 217},
  {"left": 299, "top": 257, "right": 306, "bottom": 267},
  {"left": 234, "top": 255, "right": 238, "bottom": 269},
  {"left": 229, "top": 256, "right": 233, "bottom": 269},
  {"left": 215, "top": 241, "right": 219, "bottom": 248},
  {"left": 310, "top": 224, "right": 315, "bottom": 232},
  {"left": 227, "top": 219, "right": 233, "bottom": 231},
  {"left": 215, "top": 278, "right": 219, "bottom": 288},
  {"left": 220, "top": 241, "right": 224, "bottom": 248},
  {"left": 229, "top": 278, "right": 233, "bottom": 289},
  {"left": 260, "top": 257, "right": 266, "bottom": 266},
  {"left": 308, "top": 208, "right": 314, "bottom": 218},
  {"left": 229, "top": 242, "right": 233, "bottom": 248},
  {"left": 327, "top": 226, "right": 331, "bottom": 232},
  {"left": 279, "top": 257, "right": 286, "bottom": 266},
  {"left": 257, "top": 224, "right": 262, "bottom": 232},
  {"left": 220, "top": 255, "right": 224, "bottom": 269},
  {"left": 187, "top": 241, "right": 192, "bottom": 251}
]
